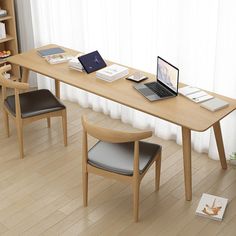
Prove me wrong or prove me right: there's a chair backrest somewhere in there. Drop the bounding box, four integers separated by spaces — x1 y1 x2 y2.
81 115 153 178
0 65 29 91
0 65 29 118
81 115 152 143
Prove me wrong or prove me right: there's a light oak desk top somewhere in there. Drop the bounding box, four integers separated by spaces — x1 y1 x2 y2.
7 44 236 200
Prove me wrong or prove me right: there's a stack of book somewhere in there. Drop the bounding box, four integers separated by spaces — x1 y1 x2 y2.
96 64 129 82
68 54 84 72
0 22 6 39
37 47 74 64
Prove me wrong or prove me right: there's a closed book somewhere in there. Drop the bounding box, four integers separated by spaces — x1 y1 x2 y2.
0 22 6 39
0 9 7 17
96 64 129 82
37 47 65 57
196 193 228 221
0 12 7 18
200 98 229 111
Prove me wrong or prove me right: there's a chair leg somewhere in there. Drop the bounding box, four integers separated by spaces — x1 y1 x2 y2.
133 180 140 222
83 172 88 207
62 109 67 146
3 109 10 137
155 153 162 191
47 118 51 128
16 120 24 159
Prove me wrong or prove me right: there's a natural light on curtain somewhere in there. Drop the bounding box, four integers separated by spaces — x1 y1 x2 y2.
28 0 236 159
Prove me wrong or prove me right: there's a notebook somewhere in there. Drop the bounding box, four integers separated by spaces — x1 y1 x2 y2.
200 98 229 112
37 47 65 57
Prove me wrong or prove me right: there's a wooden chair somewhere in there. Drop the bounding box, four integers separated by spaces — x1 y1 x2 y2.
0 65 67 159
81 115 162 222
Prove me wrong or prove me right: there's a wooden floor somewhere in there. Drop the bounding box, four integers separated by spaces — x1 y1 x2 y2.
0 99 236 236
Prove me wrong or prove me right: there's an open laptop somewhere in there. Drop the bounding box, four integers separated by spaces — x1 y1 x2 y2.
134 56 179 101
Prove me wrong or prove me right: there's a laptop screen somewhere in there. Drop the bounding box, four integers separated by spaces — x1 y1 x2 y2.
157 56 179 94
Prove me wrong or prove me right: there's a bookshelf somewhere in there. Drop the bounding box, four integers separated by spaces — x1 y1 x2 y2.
0 0 19 80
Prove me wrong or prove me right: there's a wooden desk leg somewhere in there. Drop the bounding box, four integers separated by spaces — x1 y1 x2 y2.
55 80 60 98
22 68 29 83
213 121 227 169
182 127 192 201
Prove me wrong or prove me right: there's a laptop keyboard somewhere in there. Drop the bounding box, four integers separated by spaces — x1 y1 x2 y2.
146 82 172 97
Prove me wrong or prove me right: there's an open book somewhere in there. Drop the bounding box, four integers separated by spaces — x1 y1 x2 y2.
179 86 213 103
45 54 73 64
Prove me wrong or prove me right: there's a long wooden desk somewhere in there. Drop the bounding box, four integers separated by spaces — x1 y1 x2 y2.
7 44 236 201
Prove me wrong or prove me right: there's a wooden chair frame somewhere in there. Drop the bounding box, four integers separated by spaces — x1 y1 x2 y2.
0 65 67 159
81 115 162 222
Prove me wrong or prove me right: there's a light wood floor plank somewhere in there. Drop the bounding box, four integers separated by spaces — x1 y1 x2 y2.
0 94 235 235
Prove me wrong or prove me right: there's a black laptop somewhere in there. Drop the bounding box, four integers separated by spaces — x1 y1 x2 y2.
78 50 106 74
134 56 179 101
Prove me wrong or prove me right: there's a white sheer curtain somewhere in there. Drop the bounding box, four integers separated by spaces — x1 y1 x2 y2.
26 0 236 159
15 0 37 87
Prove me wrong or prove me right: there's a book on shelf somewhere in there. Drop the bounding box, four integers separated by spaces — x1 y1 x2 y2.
37 47 65 57
200 98 229 112
96 64 129 82
0 9 7 18
68 53 84 72
0 22 6 39
45 54 73 64
196 193 228 221
179 85 213 103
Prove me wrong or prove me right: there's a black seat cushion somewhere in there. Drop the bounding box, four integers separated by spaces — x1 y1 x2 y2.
88 141 161 176
4 89 65 118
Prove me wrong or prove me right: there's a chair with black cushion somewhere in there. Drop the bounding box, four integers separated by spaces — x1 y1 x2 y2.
81 115 162 222
0 65 67 159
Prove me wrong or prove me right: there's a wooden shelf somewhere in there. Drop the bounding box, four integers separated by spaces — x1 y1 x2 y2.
0 58 7 64
0 0 19 78
0 15 12 21
0 35 14 43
